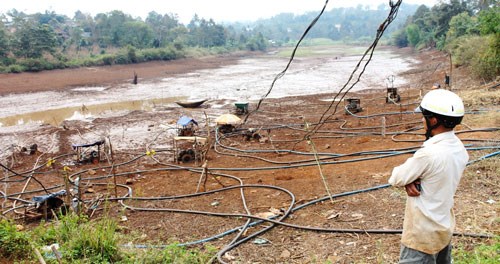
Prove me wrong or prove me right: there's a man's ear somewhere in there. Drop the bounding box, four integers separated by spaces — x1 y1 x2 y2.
429 116 439 126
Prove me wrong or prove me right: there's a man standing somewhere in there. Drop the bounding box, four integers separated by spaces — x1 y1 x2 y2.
389 89 468 263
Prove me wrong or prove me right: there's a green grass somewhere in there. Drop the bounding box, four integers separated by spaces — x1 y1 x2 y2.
454 238 500 263
0 214 215 263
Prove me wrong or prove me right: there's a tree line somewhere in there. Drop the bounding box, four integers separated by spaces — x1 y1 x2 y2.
0 10 269 73
0 3 422 73
391 0 499 81
0 1 497 81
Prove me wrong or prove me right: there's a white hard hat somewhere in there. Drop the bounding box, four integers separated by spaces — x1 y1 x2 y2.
415 89 464 117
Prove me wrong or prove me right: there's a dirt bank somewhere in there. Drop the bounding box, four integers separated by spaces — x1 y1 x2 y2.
0 54 248 95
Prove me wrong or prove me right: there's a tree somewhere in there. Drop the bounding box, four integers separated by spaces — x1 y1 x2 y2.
469 0 499 12
406 24 421 47
11 20 58 58
411 5 432 31
187 16 226 47
447 12 478 40
146 12 182 47
120 21 154 48
430 0 471 38
94 10 135 47
477 6 500 35
392 28 408 47
73 11 96 47
0 24 8 58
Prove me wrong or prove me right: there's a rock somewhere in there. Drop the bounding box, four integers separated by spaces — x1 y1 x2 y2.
259 137 269 143
280 249 291 259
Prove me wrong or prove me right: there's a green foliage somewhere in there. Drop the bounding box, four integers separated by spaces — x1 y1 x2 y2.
447 12 479 41
119 21 154 48
448 35 486 66
33 213 122 263
11 20 58 58
19 58 53 72
245 32 267 51
431 0 470 38
64 217 120 262
126 45 138 63
101 54 115 65
471 34 500 80
447 34 499 81
7 64 26 73
0 26 8 57
0 219 32 259
391 28 408 47
0 214 217 263
406 24 421 47
394 0 472 49
161 243 217 263
114 52 131 64
477 7 500 35
454 238 500 263
136 243 217 264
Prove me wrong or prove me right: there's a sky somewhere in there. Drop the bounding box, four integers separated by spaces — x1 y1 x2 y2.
1 0 439 24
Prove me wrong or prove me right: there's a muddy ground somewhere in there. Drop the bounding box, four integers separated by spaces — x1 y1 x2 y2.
0 48 498 263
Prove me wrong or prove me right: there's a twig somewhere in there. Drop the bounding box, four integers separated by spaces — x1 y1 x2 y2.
306 132 335 205
31 244 46 264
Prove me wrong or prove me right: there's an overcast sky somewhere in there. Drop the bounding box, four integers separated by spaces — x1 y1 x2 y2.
1 0 438 24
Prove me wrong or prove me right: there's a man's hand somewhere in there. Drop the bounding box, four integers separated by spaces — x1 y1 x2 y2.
405 180 421 197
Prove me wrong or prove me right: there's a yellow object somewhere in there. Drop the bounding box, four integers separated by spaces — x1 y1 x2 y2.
46 158 55 167
215 114 241 125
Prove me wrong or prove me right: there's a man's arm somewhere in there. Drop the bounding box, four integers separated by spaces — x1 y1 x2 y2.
389 150 428 187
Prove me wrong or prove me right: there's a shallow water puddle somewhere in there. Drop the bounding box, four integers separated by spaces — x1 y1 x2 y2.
0 97 182 127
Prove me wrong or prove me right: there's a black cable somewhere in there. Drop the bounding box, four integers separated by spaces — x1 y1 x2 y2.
0 162 50 195
307 0 403 138
243 0 330 123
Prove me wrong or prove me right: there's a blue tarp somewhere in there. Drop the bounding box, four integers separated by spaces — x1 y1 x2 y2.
177 116 198 127
32 190 66 203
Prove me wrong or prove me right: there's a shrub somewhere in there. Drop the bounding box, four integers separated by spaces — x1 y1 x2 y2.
126 45 138 63
448 35 485 67
19 58 53 72
0 57 16 66
114 52 130 64
471 34 499 81
62 216 121 262
7 64 25 73
0 219 32 259
448 34 499 81
141 49 162 61
101 54 115 65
